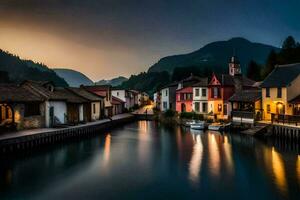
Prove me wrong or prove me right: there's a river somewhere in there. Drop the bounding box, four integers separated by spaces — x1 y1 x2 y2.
0 121 299 199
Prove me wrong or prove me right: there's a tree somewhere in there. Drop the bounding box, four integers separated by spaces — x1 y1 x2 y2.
262 50 277 79
282 36 297 49
247 60 261 81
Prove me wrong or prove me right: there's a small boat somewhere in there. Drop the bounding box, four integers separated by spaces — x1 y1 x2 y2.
184 120 194 127
190 120 205 130
208 123 231 131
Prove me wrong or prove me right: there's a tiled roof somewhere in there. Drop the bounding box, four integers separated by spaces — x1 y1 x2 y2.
0 84 43 102
112 96 125 104
213 74 255 87
53 88 88 103
67 87 103 102
229 90 261 102
21 80 65 101
192 77 208 87
82 85 109 97
261 63 300 87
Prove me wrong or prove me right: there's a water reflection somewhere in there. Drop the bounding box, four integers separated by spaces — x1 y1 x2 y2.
297 155 300 184
208 132 220 178
189 132 203 185
271 147 288 196
103 134 111 164
223 135 234 175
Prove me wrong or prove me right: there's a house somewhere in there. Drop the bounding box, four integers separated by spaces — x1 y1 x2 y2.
192 78 209 114
112 89 136 110
160 82 177 112
22 80 88 126
112 96 125 115
176 75 208 113
83 85 113 117
208 56 256 119
176 86 193 113
0 84 44 131
129 90 140 106
260 63 300 121
67 87 104 121
153 91 161 110
229 90 262 125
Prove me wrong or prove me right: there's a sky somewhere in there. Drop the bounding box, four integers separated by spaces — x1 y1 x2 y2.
0 0 300 81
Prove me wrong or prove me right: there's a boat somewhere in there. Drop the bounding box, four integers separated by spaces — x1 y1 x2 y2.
183 120 194 127
190 120 205 130
208 123 231 131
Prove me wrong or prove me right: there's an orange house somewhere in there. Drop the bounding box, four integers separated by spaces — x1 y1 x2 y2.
176 86 193 113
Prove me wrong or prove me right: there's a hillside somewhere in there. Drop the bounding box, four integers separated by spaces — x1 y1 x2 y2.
148 37 279 74
54 68 94 87
96 76 128 86
0 49 68 86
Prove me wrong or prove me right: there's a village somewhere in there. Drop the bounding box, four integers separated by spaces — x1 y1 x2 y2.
0 81 149 132
154 55 300 135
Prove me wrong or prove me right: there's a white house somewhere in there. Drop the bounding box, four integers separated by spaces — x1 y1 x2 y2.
112 89 136 109
192 78 209 114
160 82 177 111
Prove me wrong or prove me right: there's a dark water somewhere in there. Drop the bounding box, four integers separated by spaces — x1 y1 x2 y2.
0 121 299 200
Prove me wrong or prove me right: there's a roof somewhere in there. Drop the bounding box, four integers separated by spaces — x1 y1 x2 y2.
192 77 208 87
67 87 103 102
212 74 255 87
53 88 88 103
21 80 65 101
82 85 109 97
112 96 125 104
289 95 300 104
159 81 178 90
0 84 44 103
261 63 300 87
229 90 261 102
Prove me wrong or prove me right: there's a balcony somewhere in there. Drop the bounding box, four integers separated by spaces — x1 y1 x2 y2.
271 113 300 126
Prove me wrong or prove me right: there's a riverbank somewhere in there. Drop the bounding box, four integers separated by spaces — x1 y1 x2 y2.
0 113 135 154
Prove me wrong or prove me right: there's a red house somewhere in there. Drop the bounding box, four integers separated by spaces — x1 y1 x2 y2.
176 86 193 113
208 56 256 119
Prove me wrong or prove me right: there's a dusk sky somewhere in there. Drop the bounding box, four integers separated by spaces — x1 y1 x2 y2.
0 0 299 81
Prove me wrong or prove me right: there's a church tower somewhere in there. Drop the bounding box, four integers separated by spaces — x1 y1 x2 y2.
228 56 241 76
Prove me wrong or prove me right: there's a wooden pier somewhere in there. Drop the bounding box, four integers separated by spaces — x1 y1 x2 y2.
0 113 135 154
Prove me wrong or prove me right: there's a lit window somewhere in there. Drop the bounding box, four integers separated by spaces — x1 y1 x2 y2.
267 104 271 113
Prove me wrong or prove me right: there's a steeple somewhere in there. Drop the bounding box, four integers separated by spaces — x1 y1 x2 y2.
229 55 241 76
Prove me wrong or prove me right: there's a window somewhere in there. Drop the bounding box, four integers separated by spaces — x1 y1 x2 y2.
223 104 227 115
165 90 168 96
187 93 192 100
267 104 271 113
213 87 219 98
202 102 207 113
266 88 270 97
277 87 282 98
180 94 184 101
117 92 119 96
195 89 200 97
163 102 167 109
218 104 222 112
202 88 207 97
24 103 40 117
93 104 96 114
195 102 200 112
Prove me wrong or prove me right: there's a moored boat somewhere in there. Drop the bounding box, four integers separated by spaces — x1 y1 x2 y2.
208 123 231 131
190 120 205 130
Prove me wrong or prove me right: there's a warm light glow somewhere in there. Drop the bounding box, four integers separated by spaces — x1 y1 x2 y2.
223 135 234 174
208 133 220 177
103 134 111 164
189 134 203 185
14 110 21 123
271 147 288 195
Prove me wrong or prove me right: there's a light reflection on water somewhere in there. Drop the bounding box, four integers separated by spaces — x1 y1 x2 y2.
0 121 299 200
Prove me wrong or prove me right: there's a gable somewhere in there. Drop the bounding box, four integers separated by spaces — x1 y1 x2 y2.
209 74 221 85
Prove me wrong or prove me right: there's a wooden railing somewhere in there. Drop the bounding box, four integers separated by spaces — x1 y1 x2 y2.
271 113 300 126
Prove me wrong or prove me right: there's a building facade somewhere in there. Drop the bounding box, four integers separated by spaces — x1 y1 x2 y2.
192 78 208 114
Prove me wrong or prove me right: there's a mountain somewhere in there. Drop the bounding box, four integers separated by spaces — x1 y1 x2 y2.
96 76 128 87
0 49 68 86
148 37 280 74
54 68 94 87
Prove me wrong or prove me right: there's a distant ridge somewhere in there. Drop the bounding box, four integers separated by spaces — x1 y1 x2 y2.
0 49 68 86
148 37 280 74
54 68 94 87
96 76 128 87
